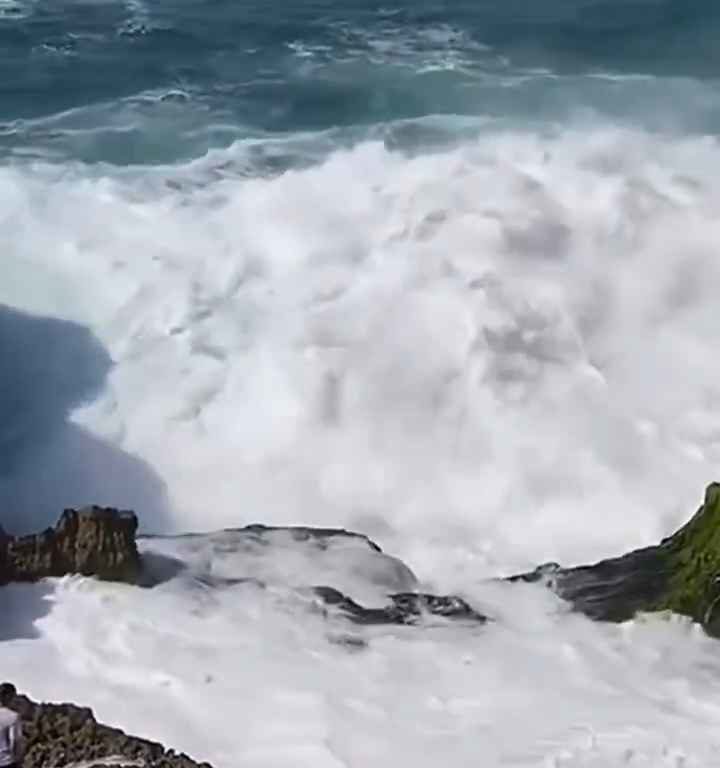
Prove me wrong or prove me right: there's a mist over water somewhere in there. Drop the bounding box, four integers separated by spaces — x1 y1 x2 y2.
3 1 720 766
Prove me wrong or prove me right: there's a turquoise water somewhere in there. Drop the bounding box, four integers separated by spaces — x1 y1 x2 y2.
2 0 719 165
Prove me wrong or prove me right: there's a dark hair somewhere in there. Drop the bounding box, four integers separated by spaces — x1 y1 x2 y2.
0 683 16 706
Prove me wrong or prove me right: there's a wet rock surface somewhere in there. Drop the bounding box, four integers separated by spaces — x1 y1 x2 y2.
143 525 484 627
1 685 212 768
511 483 720 636
224 523 384 553
313 586 488 625
0 506 141 586
143 522 417 594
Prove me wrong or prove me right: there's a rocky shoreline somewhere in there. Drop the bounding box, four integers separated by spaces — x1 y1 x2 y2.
6 486 720 634
5 484 720 765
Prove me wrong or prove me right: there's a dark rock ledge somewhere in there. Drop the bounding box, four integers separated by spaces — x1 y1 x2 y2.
0 684 211 768
510 482 720 636
313 585 487 625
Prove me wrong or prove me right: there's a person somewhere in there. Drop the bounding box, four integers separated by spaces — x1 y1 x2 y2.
0 684 23 768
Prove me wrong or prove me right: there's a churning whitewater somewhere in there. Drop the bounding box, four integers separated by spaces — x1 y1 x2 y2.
4 1 720 766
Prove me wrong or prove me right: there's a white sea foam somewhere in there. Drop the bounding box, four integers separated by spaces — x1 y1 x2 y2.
4 124 720 765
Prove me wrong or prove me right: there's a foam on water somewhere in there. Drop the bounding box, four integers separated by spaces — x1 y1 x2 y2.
4 122 720 764
4 538 720 767
4 124 720 564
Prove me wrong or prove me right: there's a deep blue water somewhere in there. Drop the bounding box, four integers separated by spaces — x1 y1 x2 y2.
1 0 719 165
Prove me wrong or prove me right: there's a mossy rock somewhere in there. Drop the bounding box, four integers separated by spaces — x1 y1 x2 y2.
512 483 720 636
656 483 720 631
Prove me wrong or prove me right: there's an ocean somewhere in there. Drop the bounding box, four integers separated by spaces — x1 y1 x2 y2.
3 1 720 765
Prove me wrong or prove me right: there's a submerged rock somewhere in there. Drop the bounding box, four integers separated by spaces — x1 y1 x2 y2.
512 483 720 635
143 522 418 599
0 683 212 768
313 585 488 626
0 506 141 585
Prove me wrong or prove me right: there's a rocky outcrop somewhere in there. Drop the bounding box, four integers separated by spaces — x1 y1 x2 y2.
9 486 720 637
0 509 486 628
512 483 720 636
314 586 488 625
1 684 211 768
0 506 141 586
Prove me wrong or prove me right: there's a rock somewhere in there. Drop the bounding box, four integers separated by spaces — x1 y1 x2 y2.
0 506 141 585
510 483 720 635
232 523 383 553
1 684 212 768
153 523 418 599
8 488 720 640
313 585 488 626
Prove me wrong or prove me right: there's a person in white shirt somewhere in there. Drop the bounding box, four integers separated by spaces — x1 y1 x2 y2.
0 684 23 768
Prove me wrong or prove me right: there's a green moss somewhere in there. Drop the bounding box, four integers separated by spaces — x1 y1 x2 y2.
654 483 720 629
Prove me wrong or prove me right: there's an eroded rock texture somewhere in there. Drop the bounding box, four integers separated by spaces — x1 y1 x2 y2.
1 685 211 768
0 506 140 585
